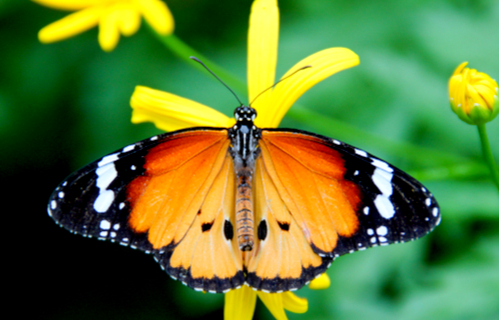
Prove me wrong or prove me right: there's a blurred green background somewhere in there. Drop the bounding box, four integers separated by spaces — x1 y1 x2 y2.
3 0 498 319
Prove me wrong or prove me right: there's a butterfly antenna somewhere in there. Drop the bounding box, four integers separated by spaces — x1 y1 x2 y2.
249 65 312 106
190 56 244 106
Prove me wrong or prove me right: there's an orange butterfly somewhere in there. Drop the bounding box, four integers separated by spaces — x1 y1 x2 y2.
48 105 440 293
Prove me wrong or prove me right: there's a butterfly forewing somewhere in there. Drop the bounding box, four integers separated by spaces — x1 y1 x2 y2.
258 129 440 260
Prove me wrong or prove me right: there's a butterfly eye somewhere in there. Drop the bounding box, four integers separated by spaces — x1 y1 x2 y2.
224 220 234 240
257 220 267 240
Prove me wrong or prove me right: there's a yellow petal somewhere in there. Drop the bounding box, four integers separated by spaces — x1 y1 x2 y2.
38 6 103 43
31 0 102 10
257 292 288 320
98 9 121 51
257 47 359 128
308 273 331 290
452 61 468 76
135 0 174 35
247 0 279 105
224 286 257 320
282 292 308 314
115 4 141 36
130 86 234 131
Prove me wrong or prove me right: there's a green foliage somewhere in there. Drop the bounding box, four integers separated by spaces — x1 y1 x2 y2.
2 0 497 319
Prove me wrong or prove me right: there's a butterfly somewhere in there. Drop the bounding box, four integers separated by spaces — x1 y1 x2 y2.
47 105 440 294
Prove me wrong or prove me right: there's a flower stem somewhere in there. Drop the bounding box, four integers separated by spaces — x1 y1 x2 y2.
476 124 499 188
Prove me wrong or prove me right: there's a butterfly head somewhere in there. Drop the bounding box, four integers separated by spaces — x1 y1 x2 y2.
234 105 257 124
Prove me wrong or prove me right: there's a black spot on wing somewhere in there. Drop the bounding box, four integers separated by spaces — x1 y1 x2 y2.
257 220 267 240
224 220 234 240
202 221 214 232
277 221 290 231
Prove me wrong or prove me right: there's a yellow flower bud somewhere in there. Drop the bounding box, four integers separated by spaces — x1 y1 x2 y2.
448 62 499 125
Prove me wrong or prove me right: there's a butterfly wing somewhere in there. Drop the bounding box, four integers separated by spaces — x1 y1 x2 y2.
48 128 244 293
244 129 440 292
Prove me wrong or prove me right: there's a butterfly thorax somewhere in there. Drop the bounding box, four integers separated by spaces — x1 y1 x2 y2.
229 106 261 251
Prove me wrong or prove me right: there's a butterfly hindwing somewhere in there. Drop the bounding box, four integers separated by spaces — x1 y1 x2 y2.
244 156 332 292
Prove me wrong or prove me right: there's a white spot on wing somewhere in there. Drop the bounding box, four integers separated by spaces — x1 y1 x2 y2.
425 198 432 207
372 167 395 219
374 195 395 219
94 190 115 213
98 153 119 167
371 158 393 172
432 207 439 217
50 200 57 210
100 220 111 230
94 162 118 213
95 165 117 189
123 144 135 152
376 225 388 236
355 148 368 157
58 191 64 198
372 168 393 195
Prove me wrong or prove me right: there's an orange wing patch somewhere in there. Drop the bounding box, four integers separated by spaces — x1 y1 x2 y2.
259 130 361 256
169 152 242 281
127 130 230 249
245 157 323 288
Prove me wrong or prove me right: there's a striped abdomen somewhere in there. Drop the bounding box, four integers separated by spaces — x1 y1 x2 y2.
235 174 254 251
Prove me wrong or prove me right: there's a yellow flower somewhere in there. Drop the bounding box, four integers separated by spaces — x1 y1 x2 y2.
130 0 358 318
32 0 174 51
448 62 499 125
224 285 308 320
131 0 359 131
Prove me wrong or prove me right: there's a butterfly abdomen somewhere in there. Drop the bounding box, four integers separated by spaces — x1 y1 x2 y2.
230 106 261 252
236 174 254 251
